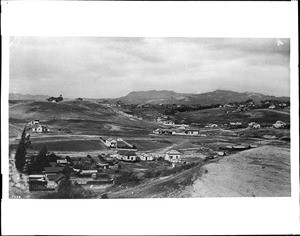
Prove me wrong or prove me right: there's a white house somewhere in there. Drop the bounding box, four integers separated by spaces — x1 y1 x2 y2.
139 153 154 161
207 124 218 128
165 150 181 162
163 120 175 126
172 129 185 135
28 120 40 126
248 122 261 129
273 120 286 129
32 124 49 133
269 104 276 109
185 129 199 135
105 138 117 148
117 150 137 162
174 124 190 129
57 159 68 165
153 128 162 135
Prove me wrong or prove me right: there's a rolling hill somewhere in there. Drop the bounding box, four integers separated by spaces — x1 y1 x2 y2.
10 89 290 106
9 93 50 101
109 89 290 105
9 100 160 138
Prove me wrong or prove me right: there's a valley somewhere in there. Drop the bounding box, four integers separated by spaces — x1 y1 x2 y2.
8 90 291 199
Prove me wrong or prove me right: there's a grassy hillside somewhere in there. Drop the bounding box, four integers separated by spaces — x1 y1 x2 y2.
9 100 160 137
174 107 290 126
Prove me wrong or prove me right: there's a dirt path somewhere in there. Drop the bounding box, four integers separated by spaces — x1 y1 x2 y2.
257 108 290 115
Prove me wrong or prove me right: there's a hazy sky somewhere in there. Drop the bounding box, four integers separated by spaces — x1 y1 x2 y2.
9 37 290 98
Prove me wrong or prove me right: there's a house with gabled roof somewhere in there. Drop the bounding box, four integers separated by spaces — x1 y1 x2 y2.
165 150 181 162
105 137 117 148
185 129 200 135
32 124 50 133
139 152 154 161
117 150 137 162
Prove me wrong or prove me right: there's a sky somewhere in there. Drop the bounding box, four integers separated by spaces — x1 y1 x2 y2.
9 37 290 98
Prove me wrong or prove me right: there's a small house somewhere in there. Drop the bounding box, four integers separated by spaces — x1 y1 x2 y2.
172 129 185 135
28 120 40 126
163 120 175 126
44 167 65 184
165 150 181 162
117 150 137 162
139 153 154 161
80 170 98 175
46 173 65 188
57 159 69 165
105 138 117 148
153 128 163 135
269 104 276 109
185 129 199 135
273 120 286 129
248 122 260 129
32 124 49 133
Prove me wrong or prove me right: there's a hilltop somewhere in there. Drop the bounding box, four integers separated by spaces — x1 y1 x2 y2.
105 89 289 105
9 100 160 138
9 93 50 101
10 89 289 106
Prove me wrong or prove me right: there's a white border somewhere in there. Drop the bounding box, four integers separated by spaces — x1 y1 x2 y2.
1 1 299 235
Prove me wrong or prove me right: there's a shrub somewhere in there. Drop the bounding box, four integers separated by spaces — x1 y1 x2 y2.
114 171 140 185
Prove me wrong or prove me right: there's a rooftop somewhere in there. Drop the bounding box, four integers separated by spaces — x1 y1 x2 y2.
118 150 136 156
166 150 181 155
44 167 64 173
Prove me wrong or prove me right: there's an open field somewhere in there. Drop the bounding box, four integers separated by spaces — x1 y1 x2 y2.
174 107 290 126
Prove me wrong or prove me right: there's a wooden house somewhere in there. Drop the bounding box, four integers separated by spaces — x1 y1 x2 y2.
117 150 137 162
165 150 181 162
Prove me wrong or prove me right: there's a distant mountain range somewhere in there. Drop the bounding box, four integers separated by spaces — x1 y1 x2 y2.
108 89 290 105
9 93 50 101
9 90 290 105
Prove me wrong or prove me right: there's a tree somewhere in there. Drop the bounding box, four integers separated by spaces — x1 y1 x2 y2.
35 145 50 171
15 128 31 172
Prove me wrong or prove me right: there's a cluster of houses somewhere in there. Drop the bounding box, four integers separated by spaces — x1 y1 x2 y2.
28 155 114 191
27 120 50 133
268 103 287 109
27 146 187 192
